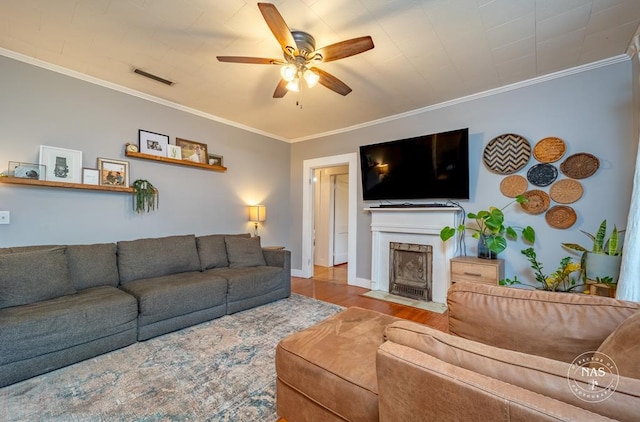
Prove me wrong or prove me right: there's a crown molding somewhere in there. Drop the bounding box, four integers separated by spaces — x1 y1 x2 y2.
0 47 630 144
291 54 631 143
0 48 289 143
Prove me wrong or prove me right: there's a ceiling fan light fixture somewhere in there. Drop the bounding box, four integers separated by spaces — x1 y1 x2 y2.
280 64 297 82
303 68 320 88
286 78 300 92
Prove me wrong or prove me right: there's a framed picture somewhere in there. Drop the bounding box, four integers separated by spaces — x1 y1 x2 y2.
139 129 169 157
9 161 45 180
97 158 130 187
82 168 100 185
39 146 83 183
167 144 182 160
208 154 224 166
176 138 208 164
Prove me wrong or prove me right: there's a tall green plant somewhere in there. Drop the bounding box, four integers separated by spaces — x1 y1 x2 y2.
562 220 622 256
440 196 535 255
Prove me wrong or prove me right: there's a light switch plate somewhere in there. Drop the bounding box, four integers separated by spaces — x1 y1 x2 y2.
0 211 10 224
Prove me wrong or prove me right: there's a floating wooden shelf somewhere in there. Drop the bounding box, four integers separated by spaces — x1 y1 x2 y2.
125 150 227 172
0 176 135 193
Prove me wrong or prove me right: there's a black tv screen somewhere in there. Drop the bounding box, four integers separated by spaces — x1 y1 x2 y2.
359 128 469 201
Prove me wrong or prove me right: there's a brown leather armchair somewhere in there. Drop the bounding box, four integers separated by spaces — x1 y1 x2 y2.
277 282 640 421
378 282 640 421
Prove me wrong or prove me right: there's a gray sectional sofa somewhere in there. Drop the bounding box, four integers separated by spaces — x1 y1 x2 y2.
0 233 290 387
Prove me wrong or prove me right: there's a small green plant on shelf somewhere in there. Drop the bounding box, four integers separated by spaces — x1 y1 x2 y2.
132 179 158 214
500 248 583 292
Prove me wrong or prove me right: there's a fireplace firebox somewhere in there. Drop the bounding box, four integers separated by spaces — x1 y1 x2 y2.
389 242 432 301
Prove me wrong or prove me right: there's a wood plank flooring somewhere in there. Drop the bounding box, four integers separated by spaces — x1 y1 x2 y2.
292 264 448 332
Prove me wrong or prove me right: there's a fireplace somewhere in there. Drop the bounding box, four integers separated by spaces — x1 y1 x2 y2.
366 207 460 304
389 242 432 301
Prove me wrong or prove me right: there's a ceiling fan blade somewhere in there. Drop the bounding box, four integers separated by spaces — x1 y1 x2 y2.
315 36 374 63
216 56 284 65
273 79 288 98
257 3 296 54
313 67 352 96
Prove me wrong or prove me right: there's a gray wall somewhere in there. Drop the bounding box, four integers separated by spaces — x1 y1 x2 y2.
0 56 291 247
290 60 637 284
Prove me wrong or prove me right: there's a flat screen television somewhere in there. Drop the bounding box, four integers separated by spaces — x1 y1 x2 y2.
359 128 469 201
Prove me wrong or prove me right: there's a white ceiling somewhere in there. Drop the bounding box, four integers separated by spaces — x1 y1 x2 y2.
1 0 639 142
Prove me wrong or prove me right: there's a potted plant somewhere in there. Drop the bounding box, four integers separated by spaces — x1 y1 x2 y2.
132 179 159 214
440 195 535 259
562 219 623 283
500 248 584 292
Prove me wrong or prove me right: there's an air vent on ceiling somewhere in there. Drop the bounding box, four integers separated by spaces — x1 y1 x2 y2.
133 68 174 86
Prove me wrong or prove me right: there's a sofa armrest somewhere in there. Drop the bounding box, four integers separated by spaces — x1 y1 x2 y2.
262 248 290 270
447 282 640 362
376 341 616 422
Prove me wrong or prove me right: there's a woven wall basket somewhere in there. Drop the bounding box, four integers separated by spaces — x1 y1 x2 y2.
533 137 566 163
500 175 528 197
545 205 577 229
560 153 600 179
520 190 551 215
549 179 583 204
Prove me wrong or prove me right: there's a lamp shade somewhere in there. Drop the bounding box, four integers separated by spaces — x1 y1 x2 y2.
249 205 266 222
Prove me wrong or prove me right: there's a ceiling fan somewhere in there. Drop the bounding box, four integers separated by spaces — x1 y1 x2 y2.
217 2 374 98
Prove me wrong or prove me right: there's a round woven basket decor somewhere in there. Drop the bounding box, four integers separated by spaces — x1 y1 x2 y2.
500 175 528 197
533 137 566 163
527 163 558 187
520 190 551 215
545 205 577 229
483 133 531 174
549 179 583 204
560 153 600 179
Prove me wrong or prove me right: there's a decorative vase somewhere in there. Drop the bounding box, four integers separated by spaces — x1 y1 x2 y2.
585 253 622 283
477 235 497 260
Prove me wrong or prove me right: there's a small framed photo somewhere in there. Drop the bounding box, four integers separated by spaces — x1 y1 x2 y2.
139 129 169 157
208 154 224 166
9 161 45 180
39 146 83 183
176 138 208 164
167 144 182 160
82 168 100 185
97 158 130 187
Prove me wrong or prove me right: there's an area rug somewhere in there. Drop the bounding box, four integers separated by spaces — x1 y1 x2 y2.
0 294 344 421
362 290 447 314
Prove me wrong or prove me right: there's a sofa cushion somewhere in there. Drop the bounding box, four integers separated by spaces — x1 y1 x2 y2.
0 286 138 365
117 235 201 283
0 247 76 309
225 236 266 268
596 311 640 379
119 271 228 327
196 233 250 270
384 320 640 422
447 282 639 363
66 243 119 289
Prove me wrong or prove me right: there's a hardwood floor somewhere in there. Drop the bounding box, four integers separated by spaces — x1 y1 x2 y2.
292 264 448 332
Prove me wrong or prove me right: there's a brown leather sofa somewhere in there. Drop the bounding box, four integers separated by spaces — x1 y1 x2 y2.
276 282 640 421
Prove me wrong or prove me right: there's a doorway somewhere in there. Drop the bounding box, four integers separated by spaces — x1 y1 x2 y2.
313 167 348 268
302 153 358 286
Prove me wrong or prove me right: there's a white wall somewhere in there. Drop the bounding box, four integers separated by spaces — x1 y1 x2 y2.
0 56 291 247
290 60 637 285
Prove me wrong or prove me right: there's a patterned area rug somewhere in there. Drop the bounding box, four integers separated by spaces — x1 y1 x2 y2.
0 294 344 421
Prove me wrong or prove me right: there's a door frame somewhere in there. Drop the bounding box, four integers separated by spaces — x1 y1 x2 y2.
302 153 357 284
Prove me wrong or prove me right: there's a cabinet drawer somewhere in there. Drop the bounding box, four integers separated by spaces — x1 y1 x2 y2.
451 260 501 285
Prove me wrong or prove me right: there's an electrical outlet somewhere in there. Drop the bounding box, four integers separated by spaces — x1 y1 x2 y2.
0 211 10 224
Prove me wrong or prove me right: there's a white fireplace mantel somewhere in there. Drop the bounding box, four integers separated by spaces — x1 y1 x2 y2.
366 207 461 304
